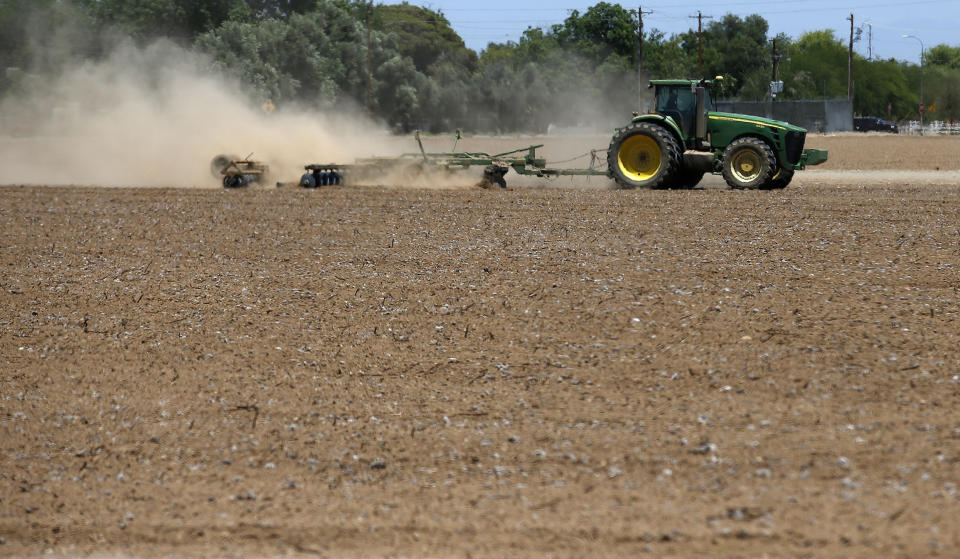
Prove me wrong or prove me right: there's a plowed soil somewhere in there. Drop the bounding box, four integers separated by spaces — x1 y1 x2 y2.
2 134 960 559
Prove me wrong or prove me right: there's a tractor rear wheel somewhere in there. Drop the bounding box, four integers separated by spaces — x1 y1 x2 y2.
761 168 794 190
721 137 776 189
607 122 681 189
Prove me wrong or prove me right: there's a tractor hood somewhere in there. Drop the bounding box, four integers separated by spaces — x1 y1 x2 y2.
707 112 806 133
706 111 819 170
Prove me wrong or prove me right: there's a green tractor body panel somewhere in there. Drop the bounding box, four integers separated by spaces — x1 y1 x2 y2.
706 112 813 171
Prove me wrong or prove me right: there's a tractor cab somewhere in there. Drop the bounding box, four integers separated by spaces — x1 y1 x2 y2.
649 78 719 150
653 81 712 141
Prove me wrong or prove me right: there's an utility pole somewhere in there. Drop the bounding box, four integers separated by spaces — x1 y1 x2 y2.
366 1 373 115
847 13 853 100
771 39 781 84
638 6 652 112
689 11 713 79
770 38 782 101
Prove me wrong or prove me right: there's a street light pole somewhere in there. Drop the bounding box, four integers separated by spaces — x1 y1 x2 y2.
903 34 924 134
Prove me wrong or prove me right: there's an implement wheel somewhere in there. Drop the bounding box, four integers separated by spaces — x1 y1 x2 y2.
721 137 776 189
210 154 237 178
223 174 244 188
607 121 681 189
481 165 508 189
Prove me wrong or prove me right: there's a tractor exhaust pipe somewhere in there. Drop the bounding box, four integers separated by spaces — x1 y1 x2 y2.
695 86 707 147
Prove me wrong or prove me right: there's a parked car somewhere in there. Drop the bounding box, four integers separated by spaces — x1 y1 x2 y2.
853 116 899 133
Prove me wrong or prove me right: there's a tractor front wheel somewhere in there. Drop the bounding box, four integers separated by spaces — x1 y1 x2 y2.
607 122 681 189
761 168 794 190
721 137 776 190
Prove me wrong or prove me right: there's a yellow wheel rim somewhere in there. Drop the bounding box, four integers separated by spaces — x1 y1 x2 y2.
731 149 762 182
618 134 662 182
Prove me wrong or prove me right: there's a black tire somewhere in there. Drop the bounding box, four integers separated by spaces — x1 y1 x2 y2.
300 172 317 188
607 121 681 189
761 168 794 190
721 137 776 189
481 165 509 189
674 167 706 189
223 174 244 188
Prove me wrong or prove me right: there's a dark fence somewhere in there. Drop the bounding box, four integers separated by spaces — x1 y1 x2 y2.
715 98 853 132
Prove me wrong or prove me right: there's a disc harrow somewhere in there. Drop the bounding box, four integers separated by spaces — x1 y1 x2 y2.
211 154 269 188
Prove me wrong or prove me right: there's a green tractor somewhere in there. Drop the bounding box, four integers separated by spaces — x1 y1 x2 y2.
608 78 828 190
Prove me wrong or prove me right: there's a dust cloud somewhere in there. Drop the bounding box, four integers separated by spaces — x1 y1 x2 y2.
0 40 389 188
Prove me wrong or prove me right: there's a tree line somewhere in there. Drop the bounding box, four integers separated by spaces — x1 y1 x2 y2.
2 0 958 132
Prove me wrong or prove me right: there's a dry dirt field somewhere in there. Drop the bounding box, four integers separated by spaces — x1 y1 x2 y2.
2 134 960 559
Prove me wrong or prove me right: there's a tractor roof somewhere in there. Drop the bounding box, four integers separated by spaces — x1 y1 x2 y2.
649 78 721 88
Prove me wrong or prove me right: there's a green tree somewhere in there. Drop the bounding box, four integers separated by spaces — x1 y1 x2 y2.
469 60 547 132
197 0 432 130
0 0 44 70
421 61 473 131
560 2 638 66
926 44 960 70
852 57 912 119
778 30 847 99
373 3 477 75
476 5 643 132
680 14 769 90
373 54 428 130
0 0 102 83
639 13 770 97
76 0 249 41
923 65 960 121
923 44 960 120
642 29 695 80
245 0 318 19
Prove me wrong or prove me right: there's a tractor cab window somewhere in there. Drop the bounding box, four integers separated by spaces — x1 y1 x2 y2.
656 87 694 114
656 86 696 135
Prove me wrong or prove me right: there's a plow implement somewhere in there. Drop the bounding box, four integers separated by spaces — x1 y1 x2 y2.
210 131 609 190
295 131 608 189
210 154 269 188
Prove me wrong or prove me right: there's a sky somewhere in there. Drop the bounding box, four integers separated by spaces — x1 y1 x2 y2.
417 0 959 64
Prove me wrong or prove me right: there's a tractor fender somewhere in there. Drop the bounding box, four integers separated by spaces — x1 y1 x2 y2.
630 114 684 147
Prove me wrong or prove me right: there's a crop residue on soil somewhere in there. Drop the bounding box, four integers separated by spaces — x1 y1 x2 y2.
2 147 960 557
